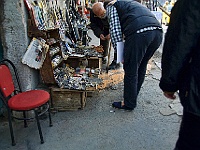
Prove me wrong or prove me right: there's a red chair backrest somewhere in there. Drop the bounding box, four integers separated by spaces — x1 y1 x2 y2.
0 64 15 97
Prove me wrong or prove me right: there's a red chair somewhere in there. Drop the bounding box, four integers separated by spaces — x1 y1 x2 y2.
0 59 52 146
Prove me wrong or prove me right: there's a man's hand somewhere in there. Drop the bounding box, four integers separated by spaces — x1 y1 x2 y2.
100 34 106 40
163 91 176 99
105 34 110 40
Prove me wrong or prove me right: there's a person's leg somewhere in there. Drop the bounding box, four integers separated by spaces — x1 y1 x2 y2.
101 38 120 70
137 30 163 94
175 111 200 150
100 39 109 57
112 30 162 109
122 33 144 109
100 39 109 64
112 33 139 109
123 30 162 109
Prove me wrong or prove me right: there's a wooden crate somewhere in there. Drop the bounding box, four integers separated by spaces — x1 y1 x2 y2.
50 87 87 111
88 57 102 69
65 56 102 69
65 57 81 69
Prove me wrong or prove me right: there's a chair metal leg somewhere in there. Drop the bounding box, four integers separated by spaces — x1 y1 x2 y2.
48 103 53 127
23 111 28 128
34 109 44 144
7 110 16 146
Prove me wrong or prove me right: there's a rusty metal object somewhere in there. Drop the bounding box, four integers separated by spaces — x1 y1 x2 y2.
106 42 112 73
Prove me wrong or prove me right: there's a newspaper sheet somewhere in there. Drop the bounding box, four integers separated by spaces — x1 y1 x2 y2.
22 37 49 69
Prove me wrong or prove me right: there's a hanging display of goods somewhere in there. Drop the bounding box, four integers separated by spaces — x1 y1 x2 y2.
23 0 104 110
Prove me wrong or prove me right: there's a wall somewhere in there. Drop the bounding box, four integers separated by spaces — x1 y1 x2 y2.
0 40 3 113
0 0 39 91
0 39 3 60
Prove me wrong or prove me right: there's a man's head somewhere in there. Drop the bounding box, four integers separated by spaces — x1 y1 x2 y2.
165 1 169 5
92 2 106 19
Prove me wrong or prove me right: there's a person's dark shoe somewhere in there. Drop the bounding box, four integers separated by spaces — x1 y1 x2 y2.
112 101 133 111
115 63 120 69
108 60 120 70
102 57 107 64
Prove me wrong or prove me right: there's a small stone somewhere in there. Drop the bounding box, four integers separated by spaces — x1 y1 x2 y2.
110 110 115 113
159 107 176 116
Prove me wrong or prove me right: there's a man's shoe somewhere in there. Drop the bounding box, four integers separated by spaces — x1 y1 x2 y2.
115 63 120 69
108 60 120 70
102 57 107 64
112 101 133 111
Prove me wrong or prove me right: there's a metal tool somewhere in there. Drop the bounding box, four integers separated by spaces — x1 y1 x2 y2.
106 41 112 73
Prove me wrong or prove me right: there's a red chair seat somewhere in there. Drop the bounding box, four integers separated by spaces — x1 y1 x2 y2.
8 90 50 110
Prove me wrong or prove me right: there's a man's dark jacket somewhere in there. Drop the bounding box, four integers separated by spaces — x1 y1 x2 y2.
90 10 109 38
113 0 161 37
159 0 200 116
